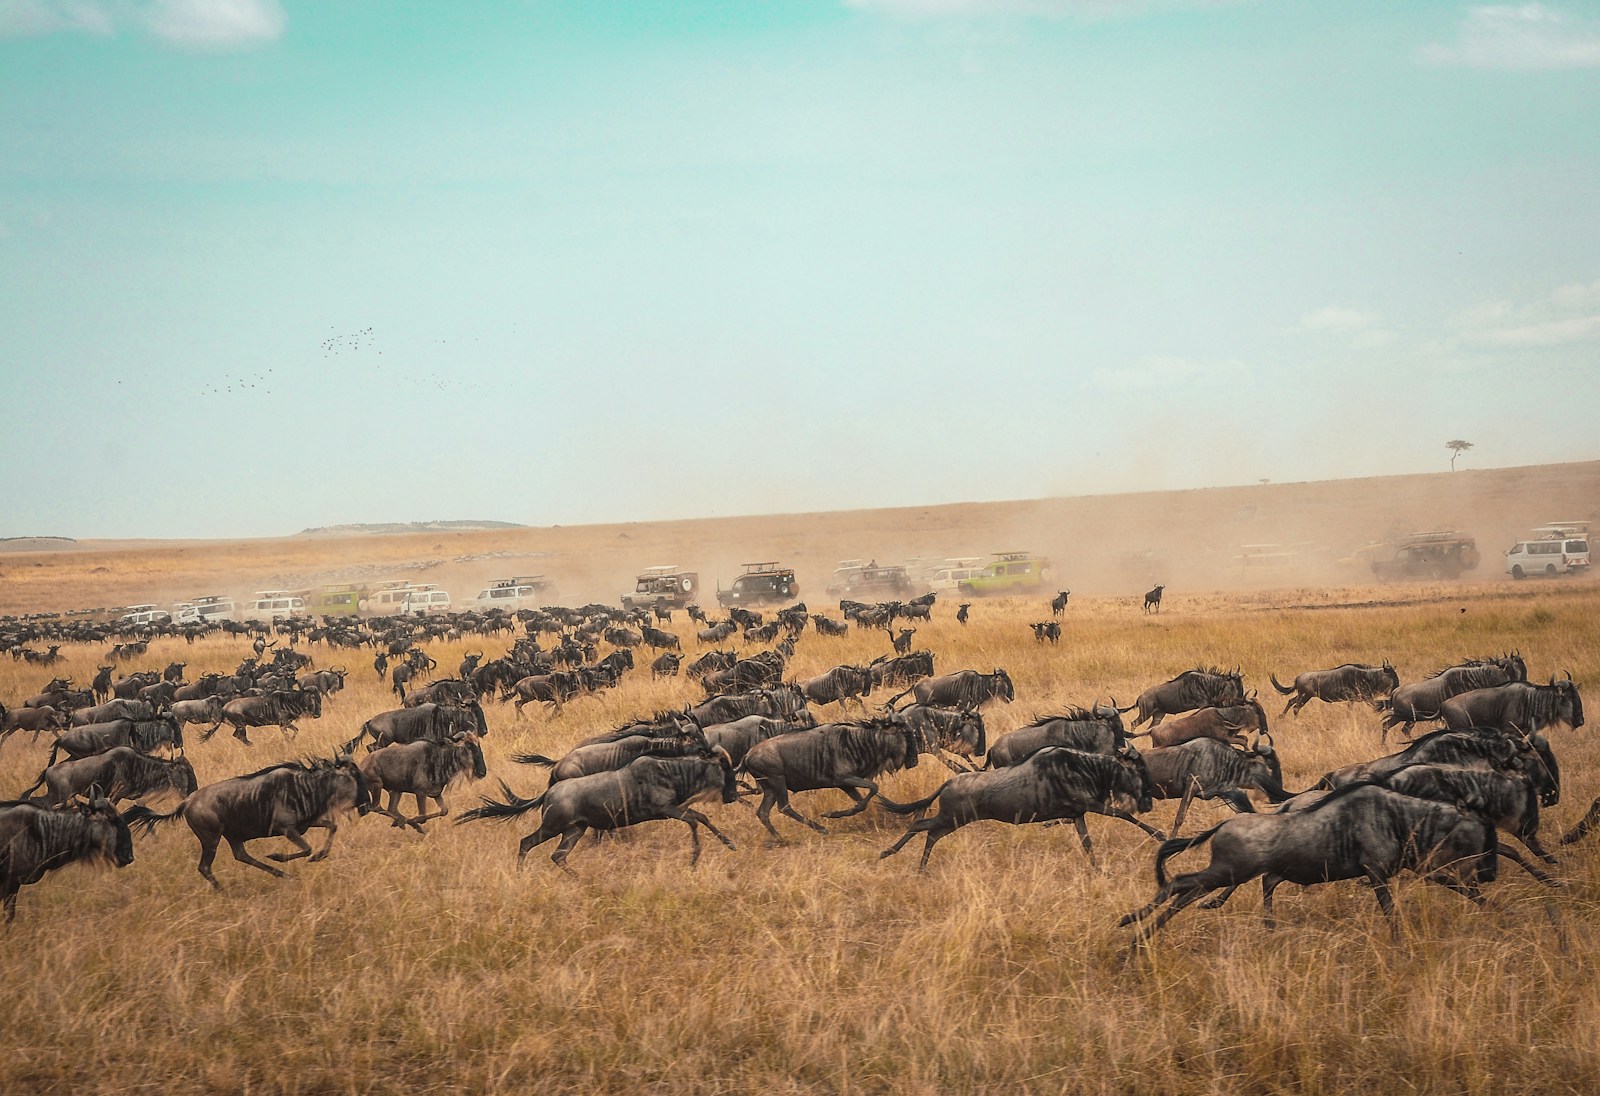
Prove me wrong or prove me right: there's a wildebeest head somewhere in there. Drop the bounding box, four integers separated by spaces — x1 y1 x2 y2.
77 793 135 869
1251 731 1284 789
1553 673 1584 730
453 732 489 779
1381 660 1401 693
167 756 200 798
338 756 374 816
1115 745 1155 813
994 669 1015 704
714 746 738 803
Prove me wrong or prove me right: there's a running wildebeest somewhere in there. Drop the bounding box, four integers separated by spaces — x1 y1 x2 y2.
1440 677 1584 737
878 746 1154 870
868 651 935 690
0 704 68 748
1142 735 1291 835
1030 622 1061 645
1050 590 1070 616
1120 666 1245 729
1376 658 1522 741
796 665 874 710
28 718 184 780
1118 784 1517 942
811 615 850 638
360 734 487 830
169 696 226 739
0 796 134 922
503 672 581 716
984 706 1130 769
742 719 921 842
208 689 322 745
885 668 1013 712
459 751 739 871
1316 726 1560 808
512 727 710 795
685 685 808 728
1268 661 1399 716
125 757 372 888
1130 698 1269 750
1143 585 1165 614
651 652 683 679
956 603 970 625
891 705 987 772
341 702 487 753
71 698 157 727
28 747 198 808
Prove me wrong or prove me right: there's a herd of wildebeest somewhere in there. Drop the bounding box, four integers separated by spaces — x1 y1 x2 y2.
0 589 1590 946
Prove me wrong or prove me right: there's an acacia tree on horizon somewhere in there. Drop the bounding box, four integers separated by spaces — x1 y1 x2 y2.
1446 439 1473 471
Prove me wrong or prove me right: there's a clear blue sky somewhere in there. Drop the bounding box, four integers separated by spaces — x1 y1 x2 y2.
3 0 1597 538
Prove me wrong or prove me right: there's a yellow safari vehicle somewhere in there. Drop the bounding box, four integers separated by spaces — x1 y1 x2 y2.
957 552 1053 597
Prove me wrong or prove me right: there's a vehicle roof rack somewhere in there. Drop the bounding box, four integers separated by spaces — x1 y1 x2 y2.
741 561 782 573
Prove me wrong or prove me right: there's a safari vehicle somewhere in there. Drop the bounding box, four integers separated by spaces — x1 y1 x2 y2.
402 587 453 615
824 560 916 599
474 576 554 611
118 603 172 627
174 595 236 624
957 552 1053 597
305 585 366 616
246 591 307 620
716 562 799 608
1506 522 1590 579
1370 531 1480 581
927 558 986 594
621 567 700 611
363 583 433 614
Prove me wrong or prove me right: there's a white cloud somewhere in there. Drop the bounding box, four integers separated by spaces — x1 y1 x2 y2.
846 0 1239 20
1449 278 1600 350
1466 313 1600 347
1418 4 1600 70
1299 305 1378 333
1091 354 1246 392
0 0 282 47
144 0 281 46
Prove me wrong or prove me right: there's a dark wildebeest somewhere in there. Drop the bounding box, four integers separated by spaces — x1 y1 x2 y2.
1143 585 1165 614
504 672 581 716
891 705 987 772
125 757 372 888
113 672 159 701
685 686 808 728
1440 677 1584 738
30 747 198 808
513 729 709 794
161 661 187 684
1270 662 1400 716
796 665 874 711
1142 735 1291 835
811 615 849 638
641 625 681 651
891 628 916 655
208 689 323 746
1131 698 1270 750
1030 622 1061 645
742 719 921 842
0 796 134 922
27 718 184 780
652 652 683 679
984 706 1130 770
878 746 1154 870
296 668 348 697
1315 726 1560 808
0 704 68 748
458 751 739 870
341 702 487 753
91 666 115 702
1050 590 1070 616
700 714 818 769
686 649 737 679
868 650 935 690
360 734 487 830
169 696 226 739
885 668 1013 712
1120 666 1245 729
956 603 970 625
403 679 477 708
1117 784 1539 942
697 621 738 646
1379 763 1559 866
71 699 157 727
1377 659 1522 741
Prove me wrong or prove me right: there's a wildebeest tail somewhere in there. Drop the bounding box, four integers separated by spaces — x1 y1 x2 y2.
1268 673 1296 696
18 761 52 798
510 752 558 766
123 801 187 836
1154 824 1223 887
877 783 949 815
457 781 546 823
882 686 913 711
1115 701 1137 714
340 724 370 755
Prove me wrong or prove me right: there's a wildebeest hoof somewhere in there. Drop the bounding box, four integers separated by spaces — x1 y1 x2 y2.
308 852 328 863
763 838 789 848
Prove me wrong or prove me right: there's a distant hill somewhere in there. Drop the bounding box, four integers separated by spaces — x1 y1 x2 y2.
296 520 527 536
0 536 78 552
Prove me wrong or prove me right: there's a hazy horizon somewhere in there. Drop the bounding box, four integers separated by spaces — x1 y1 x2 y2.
4 0 1598 539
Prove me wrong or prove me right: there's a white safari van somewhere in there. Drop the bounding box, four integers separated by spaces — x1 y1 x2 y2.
247 591 306 619
1506 523 1590 579
402 588 453 614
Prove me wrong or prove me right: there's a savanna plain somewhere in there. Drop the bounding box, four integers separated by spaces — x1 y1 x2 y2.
4 470 1600 1095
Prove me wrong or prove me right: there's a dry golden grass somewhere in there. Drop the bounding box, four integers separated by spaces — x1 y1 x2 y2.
3 580 1600 1093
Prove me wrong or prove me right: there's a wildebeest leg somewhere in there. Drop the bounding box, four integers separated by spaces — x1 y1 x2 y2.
227 837 286 879
1260 875 1285 929
267 826 315 862
1133 873 1222 942
669 807 736 866
823 779 879 818
1169 779 1198 836
1362 865 1401 941
1105 811 1165 842
770 785 828 836
233 726 253 746
548 825 588 874
2 882 20 923
280 721 299 741
1199 883 1242 910
378 791 409 828
1559 796 1600 845
1497 844 1563 887
1516 829 1559 866
1071 817 1100 869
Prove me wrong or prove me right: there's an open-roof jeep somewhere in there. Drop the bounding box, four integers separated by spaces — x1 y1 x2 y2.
621 566 701 611
716 562 799 608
